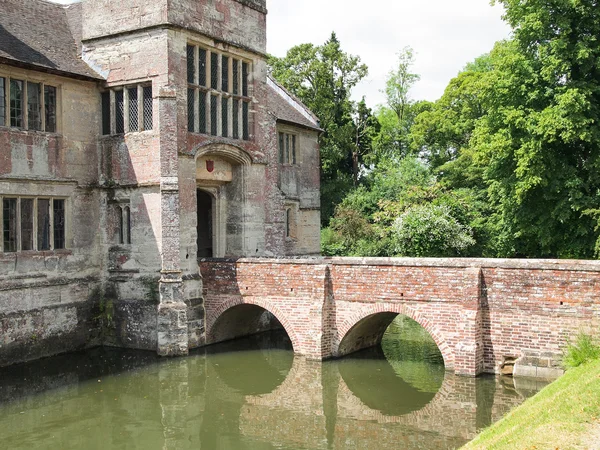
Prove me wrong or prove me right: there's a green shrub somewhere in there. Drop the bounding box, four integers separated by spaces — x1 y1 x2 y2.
391 204 475 257
563 333 600 369
321 227 347 256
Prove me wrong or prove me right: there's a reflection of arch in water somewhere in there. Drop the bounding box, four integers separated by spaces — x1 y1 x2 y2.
207 298 301 354
336 305 453 370
208 338 294 396
336 370 482 441
337 348 438 416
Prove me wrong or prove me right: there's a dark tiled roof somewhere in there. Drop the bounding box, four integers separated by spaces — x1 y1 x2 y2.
267 76 321 132
0 0 101 79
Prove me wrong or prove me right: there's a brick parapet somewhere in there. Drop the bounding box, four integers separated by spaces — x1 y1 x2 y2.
215 256 600 272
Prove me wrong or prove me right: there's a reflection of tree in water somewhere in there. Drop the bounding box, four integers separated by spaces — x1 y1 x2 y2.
336 315 446 417
381 315 445 394
337 346 438 416
0 329 545 450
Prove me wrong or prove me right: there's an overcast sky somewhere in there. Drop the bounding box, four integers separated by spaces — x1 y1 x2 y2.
52 0 511 107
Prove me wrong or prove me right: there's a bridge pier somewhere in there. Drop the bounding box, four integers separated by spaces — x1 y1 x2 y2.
452 268 485 377
157 272 189 357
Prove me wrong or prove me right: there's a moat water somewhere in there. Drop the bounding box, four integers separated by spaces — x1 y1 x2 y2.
0 317 547 449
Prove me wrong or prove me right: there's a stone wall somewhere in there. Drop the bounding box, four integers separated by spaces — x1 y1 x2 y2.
0 0 321 367
0 66 102 366
82 0 266 55
200 257 600 377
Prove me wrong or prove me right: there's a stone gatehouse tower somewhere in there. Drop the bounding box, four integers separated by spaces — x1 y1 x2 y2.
0 0 321 365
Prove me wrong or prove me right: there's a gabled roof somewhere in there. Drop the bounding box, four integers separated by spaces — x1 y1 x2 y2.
267 76 322 132
0 0 101 80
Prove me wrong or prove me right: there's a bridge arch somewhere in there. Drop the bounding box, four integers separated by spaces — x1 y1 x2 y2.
206 297 302 353
336 304 454 370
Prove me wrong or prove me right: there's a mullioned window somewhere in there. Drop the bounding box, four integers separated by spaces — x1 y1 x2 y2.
0 76 56 132
187 44 251 140
0 196 66 253
101 84 153 135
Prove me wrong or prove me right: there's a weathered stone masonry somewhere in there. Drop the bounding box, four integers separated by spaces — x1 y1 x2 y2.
201 257 600 377
0 0 320 366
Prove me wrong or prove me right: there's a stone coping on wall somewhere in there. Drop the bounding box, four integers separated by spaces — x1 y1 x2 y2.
234 0 267 13
200 256 600 272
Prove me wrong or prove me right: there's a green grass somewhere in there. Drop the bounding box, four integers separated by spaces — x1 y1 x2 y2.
462 358 600 450
563 333 600 369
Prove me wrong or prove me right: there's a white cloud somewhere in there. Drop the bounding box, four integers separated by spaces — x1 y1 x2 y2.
49 0 511 106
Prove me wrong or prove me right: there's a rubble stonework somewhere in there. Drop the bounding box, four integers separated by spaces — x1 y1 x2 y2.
0 0 321 366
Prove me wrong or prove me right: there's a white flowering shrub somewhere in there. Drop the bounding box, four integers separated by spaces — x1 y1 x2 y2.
392 204 475 257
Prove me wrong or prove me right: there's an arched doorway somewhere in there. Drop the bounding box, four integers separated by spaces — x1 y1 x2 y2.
197 189 213 257
195 144 252 258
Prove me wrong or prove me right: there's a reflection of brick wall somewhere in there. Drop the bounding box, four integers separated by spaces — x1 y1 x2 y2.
202 258 600 376
237 360 529 448
336 373 479 440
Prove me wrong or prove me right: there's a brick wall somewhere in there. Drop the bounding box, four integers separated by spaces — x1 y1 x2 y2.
200 257 600 376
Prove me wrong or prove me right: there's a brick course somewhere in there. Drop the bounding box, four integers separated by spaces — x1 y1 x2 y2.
200 257 600 376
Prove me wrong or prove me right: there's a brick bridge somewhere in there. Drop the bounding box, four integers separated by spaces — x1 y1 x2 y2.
199 257 600 377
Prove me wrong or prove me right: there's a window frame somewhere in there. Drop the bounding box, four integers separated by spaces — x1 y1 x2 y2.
0 196 68 253
284 203 298 240
0 74 58 132
187 44 252 140
278 131 298 165
117 203 132 246
101 83 153 136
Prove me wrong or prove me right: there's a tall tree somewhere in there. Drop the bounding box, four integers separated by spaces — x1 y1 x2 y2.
269 33 369 224
409 53 492 172
351 98 380 185
372 47 424 163
384 47 421 122
475 0 600 257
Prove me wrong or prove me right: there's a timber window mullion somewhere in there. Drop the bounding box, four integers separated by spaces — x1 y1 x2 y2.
123 88 130 133
194 89 200 133
137 85 143 132
40 83 46 132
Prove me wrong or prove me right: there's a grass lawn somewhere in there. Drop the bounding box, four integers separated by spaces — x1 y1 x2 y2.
462 358 600 450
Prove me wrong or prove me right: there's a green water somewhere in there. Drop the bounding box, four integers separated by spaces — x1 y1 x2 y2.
0 317 546 449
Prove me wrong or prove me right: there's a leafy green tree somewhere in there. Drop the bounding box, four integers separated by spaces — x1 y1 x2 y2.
371 48 425 163
475 0 600 257
351 98 380 185
384 47 420 122
269 33 369 224
409 53 492 171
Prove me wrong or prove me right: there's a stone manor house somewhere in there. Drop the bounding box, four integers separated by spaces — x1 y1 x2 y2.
0 0 321 365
